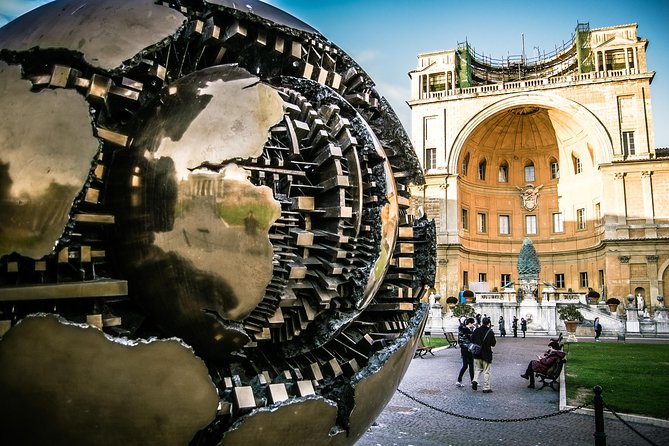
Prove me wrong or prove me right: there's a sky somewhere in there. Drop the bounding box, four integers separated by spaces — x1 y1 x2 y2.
2 0 668 147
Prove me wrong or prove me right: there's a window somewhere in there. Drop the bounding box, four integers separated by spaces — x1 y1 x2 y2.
499 215 510 235
477 212 487 233
424 147 436 170
461 208 469 230
525 215 537 235
550 159 559 179
478 273 487 282
595 203 601 226
463 271 469 288
555 273 565 288
599 270 604 291
524 163 535 182
580 272 589 288
428 72 446 92
572 155 582 174
552 212 564 233
501 274 511 288
478 159 487 180
622 131 635 157
461 153 469 176
498 161 509 182
576 208 586 230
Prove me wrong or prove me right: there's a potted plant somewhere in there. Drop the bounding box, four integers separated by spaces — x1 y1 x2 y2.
586 288 600 305
606 297 620 313
445 296 458 309
452 303 476 318
558 304 584 336
463 290 474 303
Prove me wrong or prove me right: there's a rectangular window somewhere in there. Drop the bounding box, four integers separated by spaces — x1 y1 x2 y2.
424 147 436 170
599 270 604 291
580 272 589 288
478 273 487 283
461 208 469 230
576 208 586 230
595 203 601 226
501 274 511 288
524 165 535 182
552 212 564 233
555 273 565 288
574 157 582 174
463 271 469 288
428 72 446 92
477 212 487 233
550 162 559 179
499 215 510 235
622 131 635 157
525 215 537 235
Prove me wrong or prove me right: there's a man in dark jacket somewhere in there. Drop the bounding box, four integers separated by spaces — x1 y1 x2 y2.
471 317 496 393
520 340 566 388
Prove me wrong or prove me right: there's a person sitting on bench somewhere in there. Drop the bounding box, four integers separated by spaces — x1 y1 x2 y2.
520 340 565 388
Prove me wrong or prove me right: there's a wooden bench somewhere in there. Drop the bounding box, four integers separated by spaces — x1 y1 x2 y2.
535 357 566 391
445 332 458 348
414 336 435 358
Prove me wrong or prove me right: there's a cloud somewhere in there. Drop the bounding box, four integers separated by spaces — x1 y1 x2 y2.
352 49 380 64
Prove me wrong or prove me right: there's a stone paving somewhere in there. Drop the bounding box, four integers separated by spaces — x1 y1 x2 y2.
357 335 669 446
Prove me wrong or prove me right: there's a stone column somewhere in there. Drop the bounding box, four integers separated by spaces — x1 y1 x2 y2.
594 51 599 74
602 50 607 77
625 48 630 73
632 46 638 73
641 171 654 224
613 172 627 226
647 256 659 312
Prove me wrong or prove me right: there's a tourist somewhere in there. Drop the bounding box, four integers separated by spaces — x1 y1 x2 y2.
520 340 565 388
520 317 527 338
594 317 602 342
512 316 518 337
459 289 466 304
475 313 482 326
498 316 506 336
471 317 496 393
456 317 476 387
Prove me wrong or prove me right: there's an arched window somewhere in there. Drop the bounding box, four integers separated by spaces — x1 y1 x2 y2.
549 157 559 179
498 160 509 182
478 159 487 181
461 153 469 176
524 161 535 182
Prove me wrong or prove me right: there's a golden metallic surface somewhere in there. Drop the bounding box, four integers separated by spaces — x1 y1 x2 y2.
0 1 433 444
357 119 400 310
109 65 283 355
0 314 219 446
0 62 98 259
0 0 186 71
0 279 128 302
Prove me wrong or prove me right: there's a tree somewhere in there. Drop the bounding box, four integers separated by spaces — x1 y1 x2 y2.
517 237 540 279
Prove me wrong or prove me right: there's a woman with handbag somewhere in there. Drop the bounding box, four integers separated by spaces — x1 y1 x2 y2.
456 317 476 387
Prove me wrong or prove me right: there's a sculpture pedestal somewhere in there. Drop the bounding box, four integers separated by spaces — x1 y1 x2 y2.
564 320 578 342
626 307 640 334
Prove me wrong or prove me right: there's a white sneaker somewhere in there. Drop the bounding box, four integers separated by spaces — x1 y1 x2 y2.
456 381 464 387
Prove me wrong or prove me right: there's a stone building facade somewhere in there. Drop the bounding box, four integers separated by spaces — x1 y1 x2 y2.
408 23 669 312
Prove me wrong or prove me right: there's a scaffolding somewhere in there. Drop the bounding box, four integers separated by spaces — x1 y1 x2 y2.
455 23 589 85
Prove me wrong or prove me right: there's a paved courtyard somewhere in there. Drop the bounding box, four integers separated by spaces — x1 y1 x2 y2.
357 336 668 446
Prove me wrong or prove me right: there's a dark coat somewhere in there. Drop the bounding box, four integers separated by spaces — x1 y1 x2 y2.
471 325 496 362
531 350 565 374
458 325 473 350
